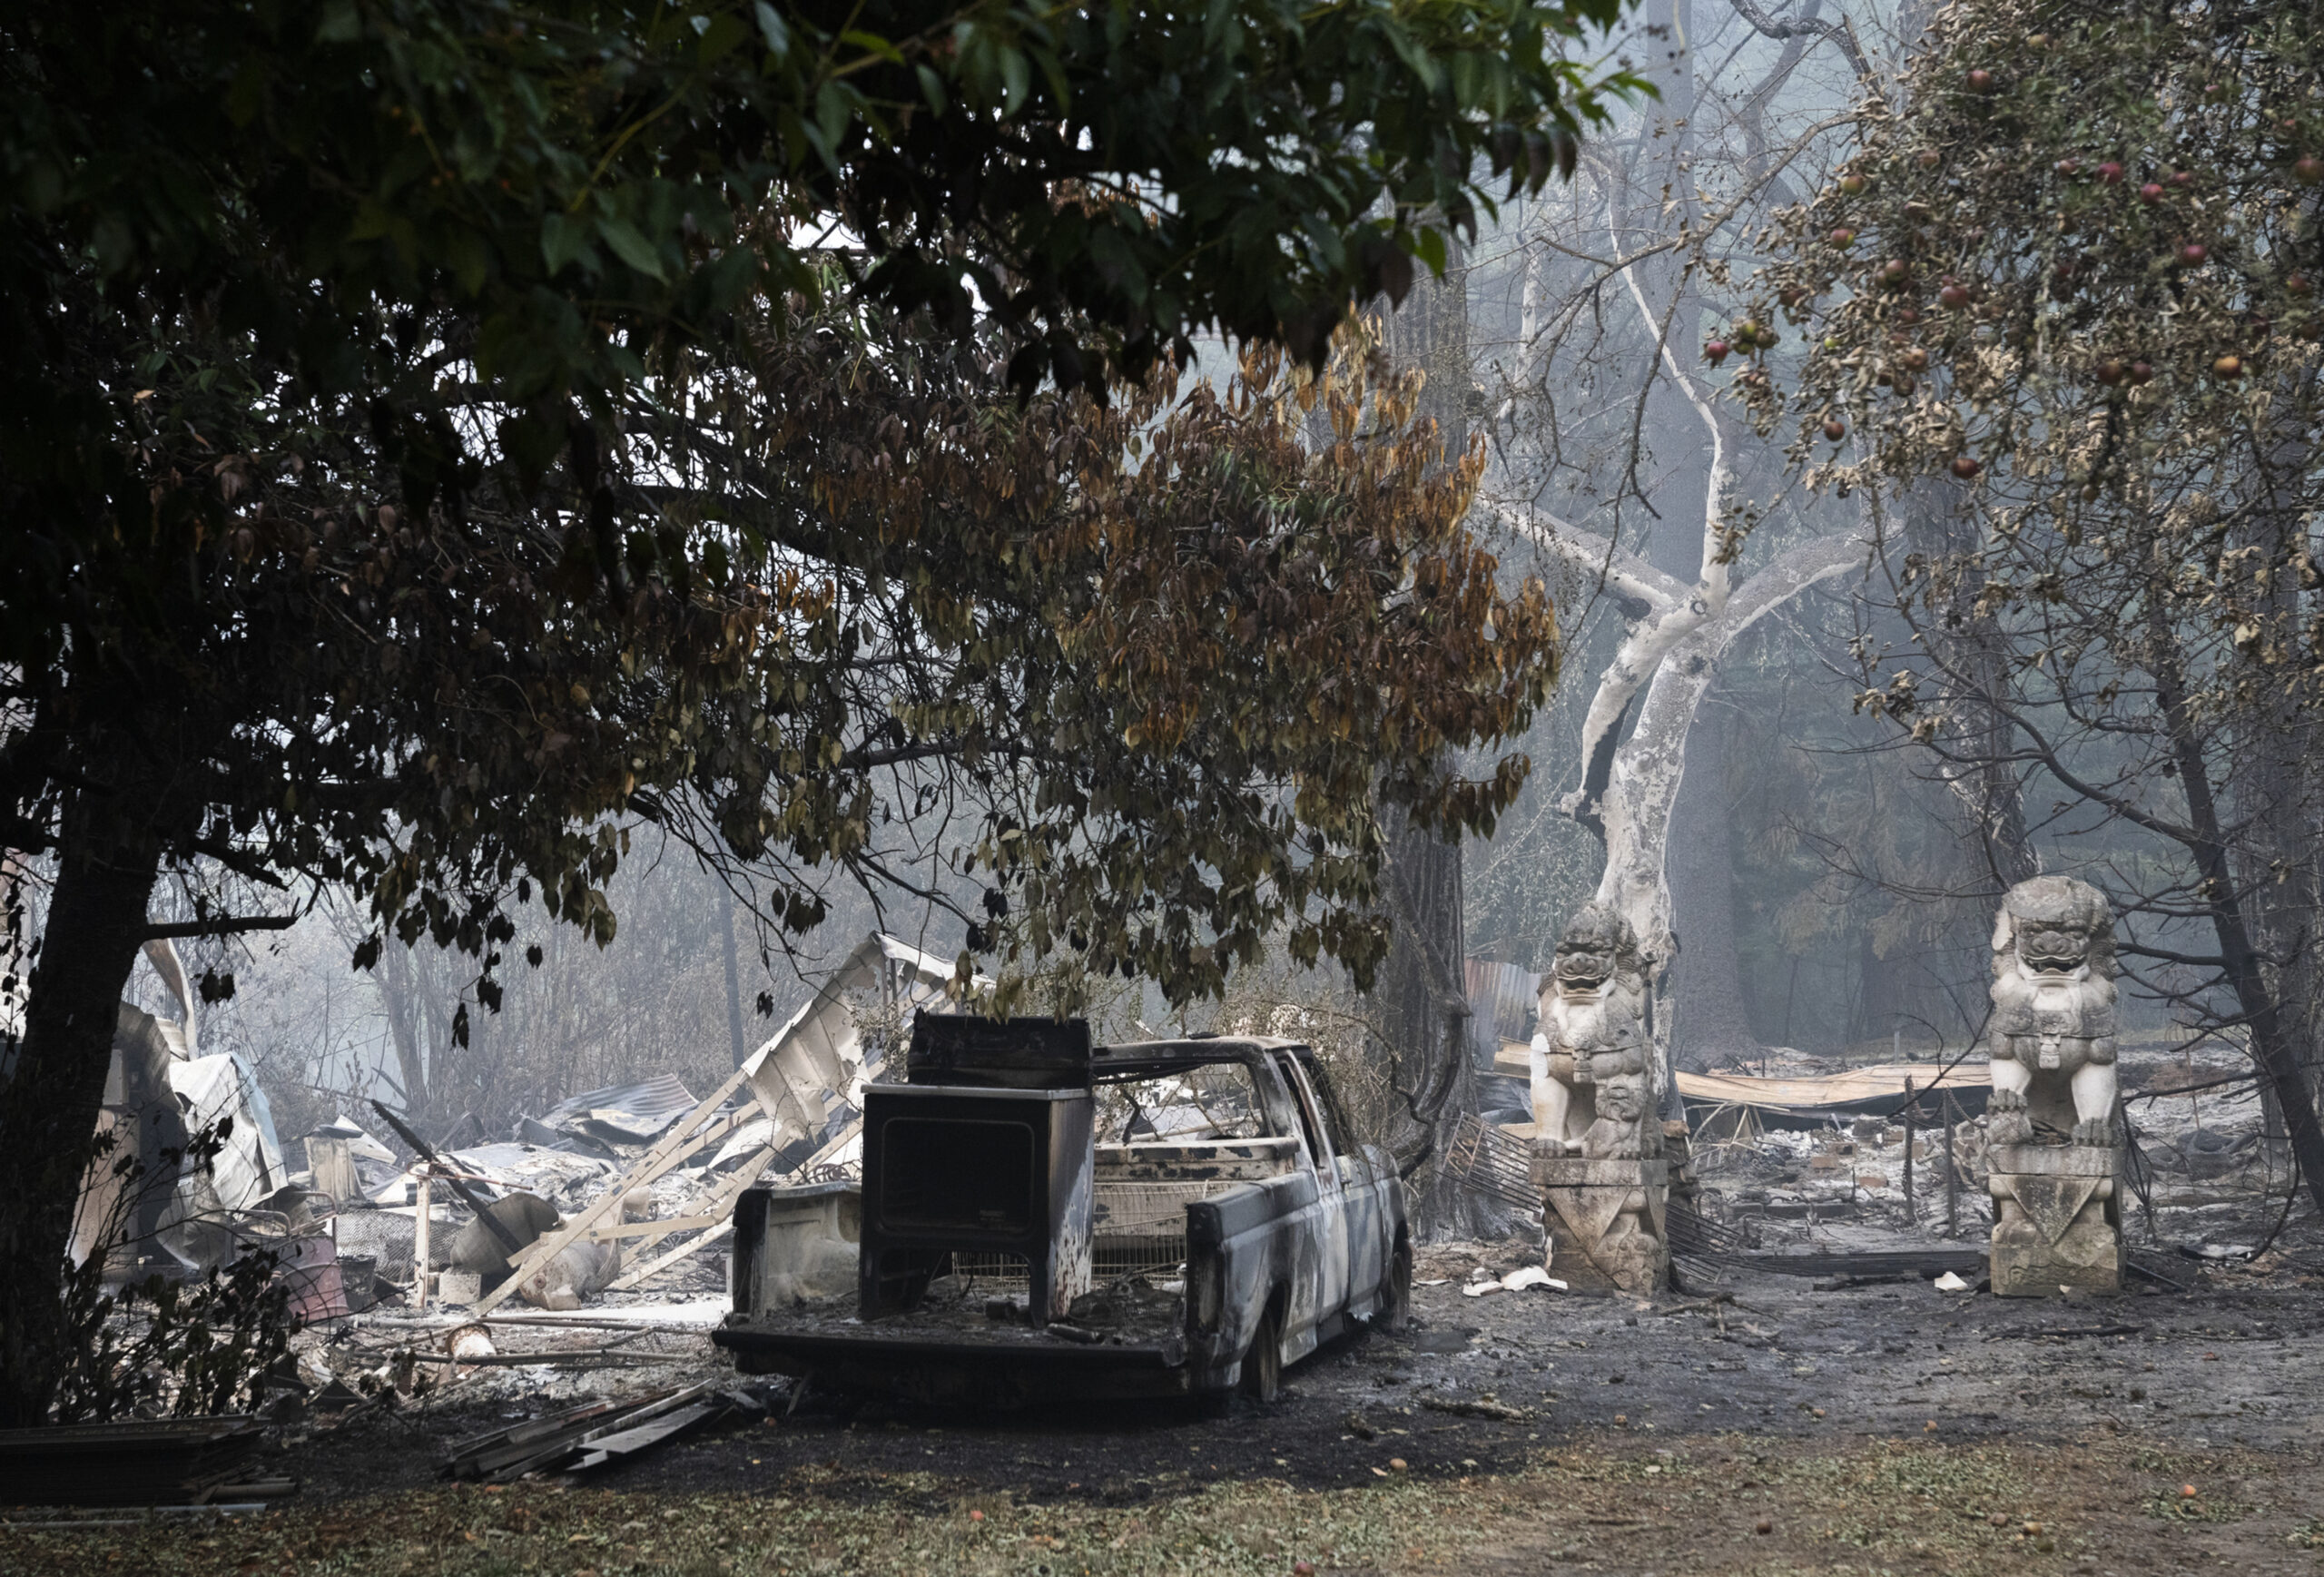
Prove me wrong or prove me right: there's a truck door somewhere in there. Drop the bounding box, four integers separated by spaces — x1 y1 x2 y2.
1298 1053 1384 1310
1274 1051 1352 1318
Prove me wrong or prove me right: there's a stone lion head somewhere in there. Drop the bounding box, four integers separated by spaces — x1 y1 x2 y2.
1552 902 1644 991
1995 875 2118 980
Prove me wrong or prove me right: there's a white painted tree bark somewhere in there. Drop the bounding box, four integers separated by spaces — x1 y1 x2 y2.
1502 507 1867 981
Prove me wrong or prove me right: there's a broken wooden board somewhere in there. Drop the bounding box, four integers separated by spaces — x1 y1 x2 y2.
470 1077 751 1316
606 1145 776 1292
0 1416 263 1507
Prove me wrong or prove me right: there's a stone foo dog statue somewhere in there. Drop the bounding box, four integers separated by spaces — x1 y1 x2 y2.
1984 875 2120 1148
1528 903 1666 1295
1529 902 1661 1162
1982 875 2125 1296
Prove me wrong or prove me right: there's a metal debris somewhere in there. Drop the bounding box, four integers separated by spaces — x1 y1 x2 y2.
439 1381 751 1482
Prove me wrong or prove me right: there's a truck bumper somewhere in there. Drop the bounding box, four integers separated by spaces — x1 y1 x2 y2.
712 1323 1229 1405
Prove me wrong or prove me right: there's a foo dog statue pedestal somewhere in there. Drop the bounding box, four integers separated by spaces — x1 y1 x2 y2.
1989 1143 2121 1296
1531 1155 1669 1296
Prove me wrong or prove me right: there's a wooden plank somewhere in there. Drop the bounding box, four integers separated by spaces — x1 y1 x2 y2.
605 1146 773 1290
606 1222 732 1294
580 1212 723 1243
471 1069 752 1315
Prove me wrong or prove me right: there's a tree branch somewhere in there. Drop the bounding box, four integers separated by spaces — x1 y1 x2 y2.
1727 0 1877 88
1489 504 1686 615
142 914 299 941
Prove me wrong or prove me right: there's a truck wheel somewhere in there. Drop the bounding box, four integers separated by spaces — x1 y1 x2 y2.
1381 1237 1413 1334
1241 1304 1283 1404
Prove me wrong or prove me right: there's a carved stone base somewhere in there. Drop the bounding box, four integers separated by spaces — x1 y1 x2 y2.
1988 1143 2122 1297
1531 1157 1669 1296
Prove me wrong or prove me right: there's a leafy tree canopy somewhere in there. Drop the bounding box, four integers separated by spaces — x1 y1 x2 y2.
0 0 1613 1420
1739 0 2322 664
3 0 1639 666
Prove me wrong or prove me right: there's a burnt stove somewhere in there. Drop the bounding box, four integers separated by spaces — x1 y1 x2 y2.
858 1015 1095 1323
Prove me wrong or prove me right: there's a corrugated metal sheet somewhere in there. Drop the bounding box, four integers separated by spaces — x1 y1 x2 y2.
1488 1048 1992 1121
537 1073 702 1145
1674 1061 1991 1115
1464 959 1541 1065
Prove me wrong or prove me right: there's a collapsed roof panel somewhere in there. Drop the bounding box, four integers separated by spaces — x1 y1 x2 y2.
536 1072 704 1147
741 931 962 1157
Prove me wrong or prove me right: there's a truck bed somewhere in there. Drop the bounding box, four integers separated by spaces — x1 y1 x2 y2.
715 1273 1196 1403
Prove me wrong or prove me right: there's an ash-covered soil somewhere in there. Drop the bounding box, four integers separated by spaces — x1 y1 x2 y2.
279 1227 2324 1511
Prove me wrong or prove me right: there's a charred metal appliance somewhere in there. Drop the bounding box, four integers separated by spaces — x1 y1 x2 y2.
858 1016 1095 1324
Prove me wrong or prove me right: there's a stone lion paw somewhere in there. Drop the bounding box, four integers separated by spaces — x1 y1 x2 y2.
1988 1088 2027 1112
1989 1112 2034 1146
2071 1119 2115 1148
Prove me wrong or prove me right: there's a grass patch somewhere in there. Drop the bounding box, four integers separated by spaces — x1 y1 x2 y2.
0 1433 2310 1576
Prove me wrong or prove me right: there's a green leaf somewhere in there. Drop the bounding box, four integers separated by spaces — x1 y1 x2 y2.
541 211 595 277
812 80 852 166
596 214 667 281
224 59 266 127
1411 225 1447 277
703 242 760 309
440 229 489 296
838 28 906 67
753 1 790 60
999 47 1030 117
1087 224 1147 302
914 64 947 115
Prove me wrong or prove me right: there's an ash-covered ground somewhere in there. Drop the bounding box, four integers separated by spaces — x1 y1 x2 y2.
248 1050 2324 1574
281 1218 2324 1508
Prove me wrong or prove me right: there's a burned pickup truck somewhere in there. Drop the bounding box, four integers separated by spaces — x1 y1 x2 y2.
713 1016 1411 1405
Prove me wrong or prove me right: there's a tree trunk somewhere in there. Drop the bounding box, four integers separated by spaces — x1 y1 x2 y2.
2145 561 2324 1220
723 892 750 1069
1377 803 1491 1231
1592 534 1867 1086
1629 0 1766 1078
1374 243 1507 1235
375 940 436 1127
0 788 162 1425
1900 479 2041 892
2232 370 2323 1181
